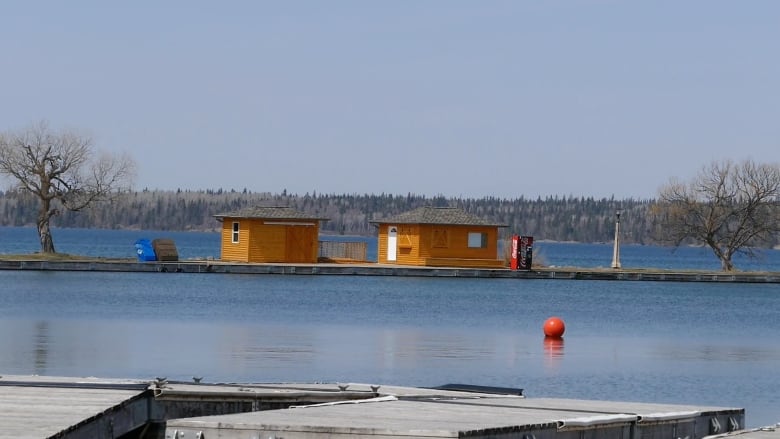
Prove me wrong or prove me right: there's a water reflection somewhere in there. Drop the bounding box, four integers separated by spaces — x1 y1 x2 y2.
34 321 49 375
222 326 317 365
543 336 564 369
403 333 497 360
654 344 780 362
0 319 545 384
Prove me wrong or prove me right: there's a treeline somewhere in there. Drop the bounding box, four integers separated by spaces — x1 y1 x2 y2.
0 188 681 245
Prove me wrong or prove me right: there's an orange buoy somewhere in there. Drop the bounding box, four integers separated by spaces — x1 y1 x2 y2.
543 317 565 338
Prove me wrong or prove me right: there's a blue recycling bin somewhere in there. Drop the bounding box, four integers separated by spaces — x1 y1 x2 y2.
134 239 157 261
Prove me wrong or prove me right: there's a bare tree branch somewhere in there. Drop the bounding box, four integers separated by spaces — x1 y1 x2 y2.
0 120 136 253
655 159 780 271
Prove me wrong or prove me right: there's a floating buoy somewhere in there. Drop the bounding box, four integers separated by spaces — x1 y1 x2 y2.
543 317 565 338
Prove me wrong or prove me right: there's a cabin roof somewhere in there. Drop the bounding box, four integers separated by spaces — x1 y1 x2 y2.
370 207 507 227
214 206 328 221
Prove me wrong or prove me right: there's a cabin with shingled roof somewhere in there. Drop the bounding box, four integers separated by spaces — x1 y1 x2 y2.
214 206 328 263
370 206 507 268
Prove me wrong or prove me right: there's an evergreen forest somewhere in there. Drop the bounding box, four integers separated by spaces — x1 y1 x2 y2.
1 188 775 247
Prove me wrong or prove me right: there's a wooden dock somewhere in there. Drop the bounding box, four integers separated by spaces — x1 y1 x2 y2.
1 259 779 283
0 375 380 438
167 394 746 439
0 375 758 439
0 375 149 438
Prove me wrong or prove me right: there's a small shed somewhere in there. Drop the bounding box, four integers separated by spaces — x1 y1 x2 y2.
370 206 507 268
214 206 328 263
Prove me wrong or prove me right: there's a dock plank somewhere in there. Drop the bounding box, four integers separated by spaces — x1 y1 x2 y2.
0 375 149 439
167 394 745 439
0 377 755 439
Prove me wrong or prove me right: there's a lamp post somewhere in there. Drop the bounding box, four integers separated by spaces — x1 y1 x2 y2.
611 210 621 269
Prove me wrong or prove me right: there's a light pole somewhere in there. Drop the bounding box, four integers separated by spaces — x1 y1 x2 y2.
611 210 621 269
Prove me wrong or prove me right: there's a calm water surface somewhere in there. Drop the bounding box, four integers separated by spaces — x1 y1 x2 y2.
1 270 779 427
1 227 780 427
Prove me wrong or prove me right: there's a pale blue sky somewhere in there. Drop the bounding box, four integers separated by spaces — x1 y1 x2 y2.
1 1 778 199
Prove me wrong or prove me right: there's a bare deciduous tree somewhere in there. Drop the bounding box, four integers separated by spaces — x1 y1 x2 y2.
654 159 780 271
0 121 136 253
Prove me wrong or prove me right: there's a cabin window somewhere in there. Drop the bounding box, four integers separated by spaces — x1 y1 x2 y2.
467 232 488 248
231 222 240 243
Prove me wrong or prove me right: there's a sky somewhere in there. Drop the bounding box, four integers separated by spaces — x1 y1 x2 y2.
1 1 778 200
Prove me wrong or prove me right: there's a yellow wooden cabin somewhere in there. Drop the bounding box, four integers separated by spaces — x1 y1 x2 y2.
214 206 328 263
371 206 507 268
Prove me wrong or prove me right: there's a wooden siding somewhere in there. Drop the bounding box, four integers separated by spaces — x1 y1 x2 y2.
377 224 386 262
396 224 423 265
425 257 506 268
248 223 285 262
219 219 319 263
423 225 499 259
376 224 424 265
285 225 318 263
377 223 502 267
220 220 250 262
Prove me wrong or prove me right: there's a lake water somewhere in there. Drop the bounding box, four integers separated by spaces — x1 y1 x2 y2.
1 227 779 428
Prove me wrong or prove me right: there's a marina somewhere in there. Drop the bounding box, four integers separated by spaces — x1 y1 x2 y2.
3 1 780 436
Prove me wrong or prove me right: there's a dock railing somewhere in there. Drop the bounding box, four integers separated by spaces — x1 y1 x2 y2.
318 240 368 262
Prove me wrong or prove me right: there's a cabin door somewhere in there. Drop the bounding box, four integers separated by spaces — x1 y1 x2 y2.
286 225 315 263
387 226 397 262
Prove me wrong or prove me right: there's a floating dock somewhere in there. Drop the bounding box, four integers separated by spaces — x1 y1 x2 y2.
0 375 761 439
167 393 747 439
0 375 379 439
1 259 779 283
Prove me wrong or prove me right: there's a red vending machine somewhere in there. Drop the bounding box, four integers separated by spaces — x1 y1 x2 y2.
511 235 533 270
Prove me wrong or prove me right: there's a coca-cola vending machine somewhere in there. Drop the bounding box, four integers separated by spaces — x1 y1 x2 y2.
510 235 533 270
